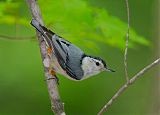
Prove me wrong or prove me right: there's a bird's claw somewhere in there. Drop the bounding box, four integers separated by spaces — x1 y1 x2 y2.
46 75 59 85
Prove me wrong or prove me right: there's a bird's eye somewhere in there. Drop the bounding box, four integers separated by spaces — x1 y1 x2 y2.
96 62 100 66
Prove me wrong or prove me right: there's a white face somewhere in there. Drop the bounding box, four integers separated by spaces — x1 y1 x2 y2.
81 56 106 79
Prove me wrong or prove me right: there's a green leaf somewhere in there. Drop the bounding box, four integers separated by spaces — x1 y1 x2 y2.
0 0 150 50
39 0 150 49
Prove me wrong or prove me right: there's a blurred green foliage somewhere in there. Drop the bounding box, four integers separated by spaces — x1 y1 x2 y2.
0 0 149 50
0 0 157 115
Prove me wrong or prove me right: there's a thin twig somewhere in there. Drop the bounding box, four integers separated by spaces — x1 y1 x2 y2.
0 34 35 40
124 0 130 82
26 0 65 115
98 58 160 115
0 23 52 41
98 0 160 114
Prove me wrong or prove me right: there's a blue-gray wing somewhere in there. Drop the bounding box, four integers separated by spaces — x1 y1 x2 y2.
51 35 84 80
65 44 84 80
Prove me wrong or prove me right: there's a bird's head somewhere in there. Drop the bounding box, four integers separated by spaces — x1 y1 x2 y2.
81 55 115 78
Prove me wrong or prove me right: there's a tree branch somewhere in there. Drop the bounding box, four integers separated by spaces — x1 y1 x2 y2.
98 58 160 115
98 0 160 114
26 0 65 115
124 0 130 82
0 34 35 40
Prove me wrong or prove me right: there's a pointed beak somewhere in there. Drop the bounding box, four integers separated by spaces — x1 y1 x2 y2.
104 67 115 72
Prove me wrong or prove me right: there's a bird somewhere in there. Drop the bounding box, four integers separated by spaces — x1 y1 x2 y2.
30 19 115 81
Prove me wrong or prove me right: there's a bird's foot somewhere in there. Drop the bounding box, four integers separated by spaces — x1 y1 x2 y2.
46 69 59 85
47 47 52 55
46 74 59 85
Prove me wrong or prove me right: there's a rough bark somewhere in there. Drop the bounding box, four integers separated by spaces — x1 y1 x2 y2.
26 0 65 114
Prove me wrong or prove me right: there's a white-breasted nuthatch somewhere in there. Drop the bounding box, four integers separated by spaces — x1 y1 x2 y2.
31 19 115 81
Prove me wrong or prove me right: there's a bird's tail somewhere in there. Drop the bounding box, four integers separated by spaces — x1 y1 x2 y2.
30 19 54 47
30 19 43 34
